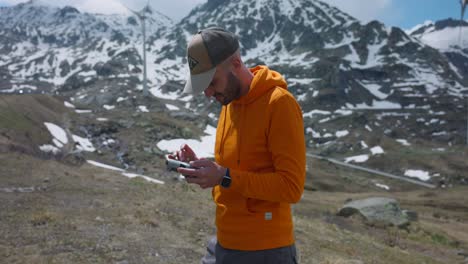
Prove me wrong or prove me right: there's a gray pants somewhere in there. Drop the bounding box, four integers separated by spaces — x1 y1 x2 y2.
201 236 298 264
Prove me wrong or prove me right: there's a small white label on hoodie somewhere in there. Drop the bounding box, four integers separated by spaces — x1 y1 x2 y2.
265 212 272 221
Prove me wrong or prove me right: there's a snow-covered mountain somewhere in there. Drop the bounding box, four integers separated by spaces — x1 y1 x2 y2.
169 0 468 114
408 18 468 50
1 0 468 113
2 0 468 184
408 18 468 85
0 0 173 99
3 0 467 105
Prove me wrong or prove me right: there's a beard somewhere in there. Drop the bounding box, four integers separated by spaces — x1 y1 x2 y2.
214 71 243 106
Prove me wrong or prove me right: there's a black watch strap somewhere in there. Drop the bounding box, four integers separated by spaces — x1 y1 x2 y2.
221 168 231 188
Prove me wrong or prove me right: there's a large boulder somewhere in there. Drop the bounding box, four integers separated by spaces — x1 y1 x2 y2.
337 197 410 227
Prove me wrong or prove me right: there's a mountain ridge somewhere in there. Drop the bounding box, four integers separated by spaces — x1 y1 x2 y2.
1 0 467 99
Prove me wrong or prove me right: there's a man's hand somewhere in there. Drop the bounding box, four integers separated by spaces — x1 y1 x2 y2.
178 159 227 189
168 144 199 162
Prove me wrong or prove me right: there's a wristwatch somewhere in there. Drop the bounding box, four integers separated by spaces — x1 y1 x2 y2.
220 168 231 188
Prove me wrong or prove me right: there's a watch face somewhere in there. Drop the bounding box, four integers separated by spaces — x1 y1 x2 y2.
221 176 231 188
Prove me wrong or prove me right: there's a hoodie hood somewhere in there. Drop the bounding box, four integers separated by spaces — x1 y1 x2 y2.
233 65 287 105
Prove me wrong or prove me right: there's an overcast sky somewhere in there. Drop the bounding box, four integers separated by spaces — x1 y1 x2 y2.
0 0 463 29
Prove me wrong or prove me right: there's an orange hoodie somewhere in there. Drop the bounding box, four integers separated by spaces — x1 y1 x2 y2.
213 65 306 251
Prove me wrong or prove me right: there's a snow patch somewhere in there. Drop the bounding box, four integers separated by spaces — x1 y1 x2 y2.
138 105 149 112
396 139 411 146
122 173 165 185
345 154 369 163
360 141 368 149
370 146 384 155
72 135 95 152
157 125 216 158
335 130 349 138
87 160 124 171
404 170 431 181
166 104 180 111
347 100 402 110
104 105 115 110
375 183 390 190
39 144 60 154
75 109 92 114
44 122 68 145
64 101 75 108
303 109 331 118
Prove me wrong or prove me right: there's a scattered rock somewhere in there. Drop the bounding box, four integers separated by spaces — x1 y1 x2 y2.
402 210 418 222
337 197 409 227
1 186 36 193
181 127 194 138
458 250 468 257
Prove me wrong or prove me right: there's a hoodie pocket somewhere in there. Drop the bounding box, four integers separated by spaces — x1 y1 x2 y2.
246 198 279 214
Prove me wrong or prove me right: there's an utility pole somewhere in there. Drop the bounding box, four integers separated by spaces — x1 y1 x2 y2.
125 3 151 97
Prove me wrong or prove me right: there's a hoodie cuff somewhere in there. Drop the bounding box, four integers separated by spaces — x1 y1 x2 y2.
228 169 243 193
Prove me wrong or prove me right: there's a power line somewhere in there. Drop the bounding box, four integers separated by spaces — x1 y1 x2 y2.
307 153 437 189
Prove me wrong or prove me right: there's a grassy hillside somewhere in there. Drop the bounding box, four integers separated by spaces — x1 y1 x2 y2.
0 95 67 154
1 94 468 263
1 152 467 263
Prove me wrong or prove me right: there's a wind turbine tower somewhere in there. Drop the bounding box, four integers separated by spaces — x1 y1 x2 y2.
460 0 467 44
460 0 468 145
126 2 152 97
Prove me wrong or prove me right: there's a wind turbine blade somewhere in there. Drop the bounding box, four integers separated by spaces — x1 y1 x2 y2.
122 3 140 17
462 1 467 20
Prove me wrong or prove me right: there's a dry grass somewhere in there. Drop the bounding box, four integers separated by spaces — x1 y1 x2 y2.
1 152 467 263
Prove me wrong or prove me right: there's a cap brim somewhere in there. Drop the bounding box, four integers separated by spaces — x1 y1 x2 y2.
183 67 216 94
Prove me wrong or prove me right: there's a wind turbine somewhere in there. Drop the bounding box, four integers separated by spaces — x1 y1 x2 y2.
125 1 152 97
460 0 467 44
459 0 468 145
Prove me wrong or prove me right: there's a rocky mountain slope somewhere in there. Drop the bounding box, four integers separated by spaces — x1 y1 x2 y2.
408 18 468 85
179 0 468 108
2 0 467 103
0 0 173 98
1 0 468 186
